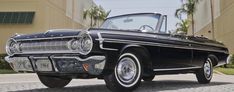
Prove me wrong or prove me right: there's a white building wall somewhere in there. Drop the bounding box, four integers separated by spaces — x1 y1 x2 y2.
66 0 95 27
194 0 220 32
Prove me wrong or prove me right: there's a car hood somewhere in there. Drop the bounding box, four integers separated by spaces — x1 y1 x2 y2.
13 29 84 41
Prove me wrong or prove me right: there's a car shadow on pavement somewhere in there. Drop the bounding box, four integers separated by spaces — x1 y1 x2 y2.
10 80 233 92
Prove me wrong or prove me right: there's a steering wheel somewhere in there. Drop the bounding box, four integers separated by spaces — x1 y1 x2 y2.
139 25 155 32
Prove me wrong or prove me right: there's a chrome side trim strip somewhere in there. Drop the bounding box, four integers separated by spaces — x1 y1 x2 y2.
103 38 189 49
96 31 225 48
100 38 228 54
153 67 201 71
97 33 118 51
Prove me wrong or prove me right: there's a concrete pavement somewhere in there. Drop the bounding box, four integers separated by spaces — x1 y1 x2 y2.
0 73 234 92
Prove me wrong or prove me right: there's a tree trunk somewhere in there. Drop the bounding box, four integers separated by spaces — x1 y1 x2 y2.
94 19 97 27
192 14 195 36
90 15 93 27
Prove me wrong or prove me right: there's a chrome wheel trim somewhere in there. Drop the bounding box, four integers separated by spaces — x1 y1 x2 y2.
115 53 141 87
117 57 137 83
204 58 212 80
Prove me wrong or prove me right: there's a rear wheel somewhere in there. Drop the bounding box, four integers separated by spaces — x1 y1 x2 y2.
196 57 213 84
38 75 72 88
104 52 142 92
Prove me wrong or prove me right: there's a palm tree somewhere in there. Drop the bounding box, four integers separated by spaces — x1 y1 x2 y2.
176 19 190 34
94 6 111 26
175 0 199 36
83 5 110 27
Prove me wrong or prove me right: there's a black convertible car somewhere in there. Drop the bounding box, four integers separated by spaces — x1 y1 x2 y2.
5 13 230 92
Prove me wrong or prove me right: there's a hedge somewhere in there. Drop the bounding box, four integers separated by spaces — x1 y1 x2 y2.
0 54 12 69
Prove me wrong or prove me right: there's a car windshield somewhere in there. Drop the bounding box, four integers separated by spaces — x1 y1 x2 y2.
101 13 161 33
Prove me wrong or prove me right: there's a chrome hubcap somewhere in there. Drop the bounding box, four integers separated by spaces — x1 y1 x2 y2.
116 57 137 84
204 58 212 79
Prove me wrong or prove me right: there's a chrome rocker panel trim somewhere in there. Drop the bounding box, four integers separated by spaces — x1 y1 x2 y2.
153 67 201 72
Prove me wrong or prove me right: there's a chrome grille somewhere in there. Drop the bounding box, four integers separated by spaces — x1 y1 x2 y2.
19 39 73 54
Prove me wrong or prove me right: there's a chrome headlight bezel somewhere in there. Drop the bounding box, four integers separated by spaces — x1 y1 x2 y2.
67 32 93 55
6 39 21 56
67 39 80 51
79 33 93 55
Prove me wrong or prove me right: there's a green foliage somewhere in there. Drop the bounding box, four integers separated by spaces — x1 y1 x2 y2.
0 54 12 69
176 19 190 34
230 54 234 64
83 5 111 27
175 0 199 35
175 0 199 19
215 67 234 75
0 69 16 74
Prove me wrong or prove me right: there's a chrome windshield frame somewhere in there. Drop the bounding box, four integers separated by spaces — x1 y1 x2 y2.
101 13 163 33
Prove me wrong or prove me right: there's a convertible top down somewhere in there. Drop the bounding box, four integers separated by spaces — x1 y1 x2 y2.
5 13 230 92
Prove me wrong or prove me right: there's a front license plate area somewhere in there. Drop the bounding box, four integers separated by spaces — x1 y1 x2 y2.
34 58 53 72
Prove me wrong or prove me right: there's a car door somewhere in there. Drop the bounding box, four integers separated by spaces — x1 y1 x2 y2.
153 16 193 70
155 35 193 70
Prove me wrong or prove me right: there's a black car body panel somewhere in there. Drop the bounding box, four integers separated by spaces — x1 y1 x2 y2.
5 12 229 77
4 13 231 92
89 28 228 70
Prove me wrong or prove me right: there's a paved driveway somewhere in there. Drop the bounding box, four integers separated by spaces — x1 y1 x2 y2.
0 73 234 92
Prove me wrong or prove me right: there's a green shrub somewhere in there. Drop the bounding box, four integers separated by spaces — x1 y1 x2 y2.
0 54 12 69
215 67 234 75
231 54 234 64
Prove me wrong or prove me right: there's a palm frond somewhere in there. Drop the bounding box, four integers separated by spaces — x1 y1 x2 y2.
176 19 190 34
83 9 88 19
175 8 187 19
83 5 111 27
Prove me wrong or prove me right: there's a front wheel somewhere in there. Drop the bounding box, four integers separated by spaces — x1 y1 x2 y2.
104 52 142 92
196 57 213 84
38 75 72 88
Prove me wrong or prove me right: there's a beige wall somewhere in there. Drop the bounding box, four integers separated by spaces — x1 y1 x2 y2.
0 0 94 53
193 0 234 54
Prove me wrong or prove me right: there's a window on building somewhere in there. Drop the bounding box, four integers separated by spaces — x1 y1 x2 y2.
0 12 35 24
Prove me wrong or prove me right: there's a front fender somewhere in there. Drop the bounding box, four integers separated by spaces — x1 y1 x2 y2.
120 44 154 76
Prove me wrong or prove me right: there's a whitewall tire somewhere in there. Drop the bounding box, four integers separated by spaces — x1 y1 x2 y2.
104 52 142 92
196 57 213 84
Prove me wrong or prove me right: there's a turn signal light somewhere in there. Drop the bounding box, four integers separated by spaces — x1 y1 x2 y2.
83 64 89 72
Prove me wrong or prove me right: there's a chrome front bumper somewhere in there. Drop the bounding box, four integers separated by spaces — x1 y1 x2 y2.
5 55 106 75
226 55 233 64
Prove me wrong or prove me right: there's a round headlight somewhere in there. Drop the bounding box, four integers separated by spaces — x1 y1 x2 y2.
79 33 93 55
6 39 20 56
68 39 80 51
